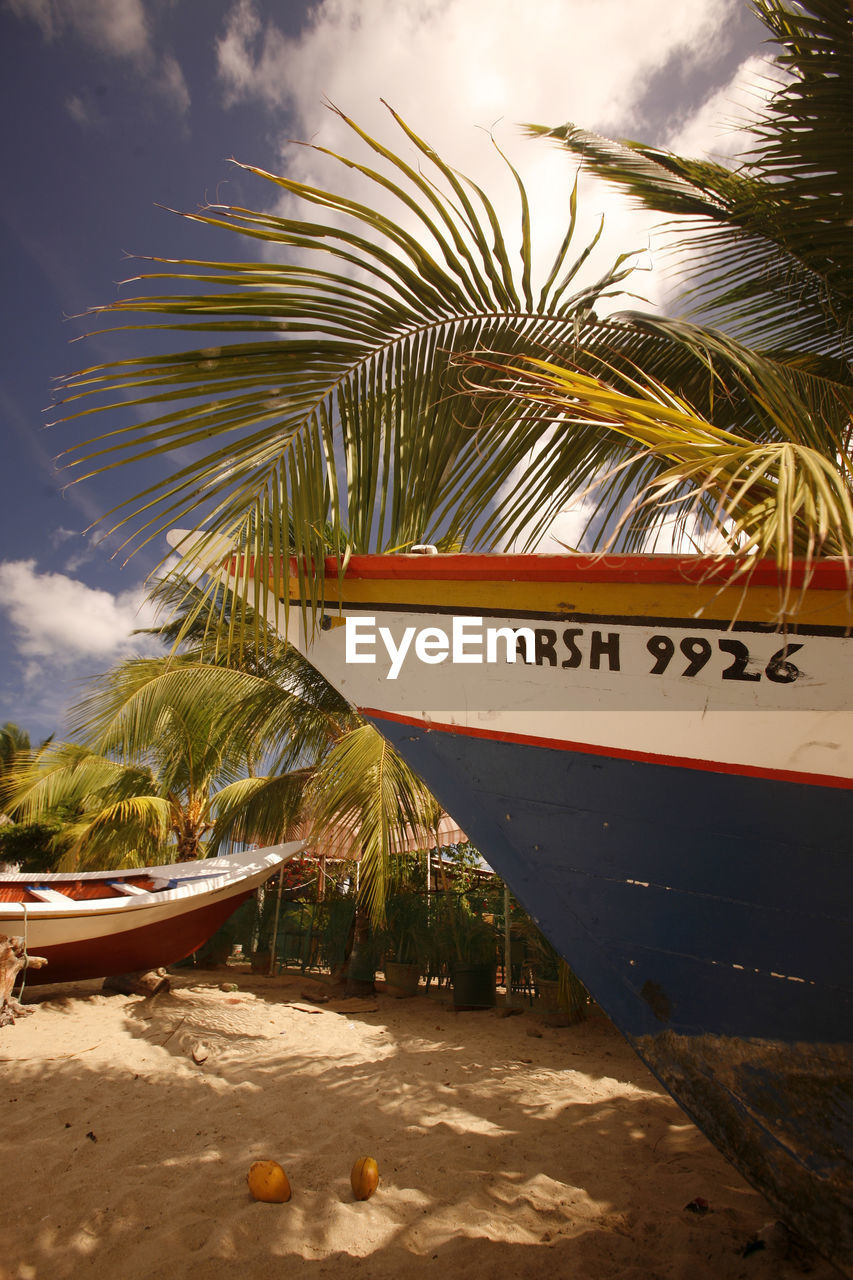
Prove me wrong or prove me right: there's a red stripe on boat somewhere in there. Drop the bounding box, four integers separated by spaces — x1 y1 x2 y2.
229 553 853 591
360 707 853 791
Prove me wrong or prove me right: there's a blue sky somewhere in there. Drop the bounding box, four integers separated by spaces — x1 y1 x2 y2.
0 0 769 739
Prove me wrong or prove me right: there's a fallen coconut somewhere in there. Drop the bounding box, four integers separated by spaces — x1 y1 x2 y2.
350 1156 379 1201
247 1159 292 1203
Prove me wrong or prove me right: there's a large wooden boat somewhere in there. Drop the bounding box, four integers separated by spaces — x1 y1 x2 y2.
173 533 853 1271
0 842 301 985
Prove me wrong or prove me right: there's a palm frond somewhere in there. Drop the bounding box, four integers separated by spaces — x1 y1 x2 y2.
530 0 853 356
11 744 157 822
52 106 638 631
460 349 853 587
305 723 440 927
210 770 309 851
61 794 172 871
70 654 352 777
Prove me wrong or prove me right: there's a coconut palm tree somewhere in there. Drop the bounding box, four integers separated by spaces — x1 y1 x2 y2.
48 107 651 594
139 572 446 924
533 0 853 363
9 665 308 870
52 0 853 602
10 605 442 934
0 724 72 873
498 0 853 564
0 723 31 815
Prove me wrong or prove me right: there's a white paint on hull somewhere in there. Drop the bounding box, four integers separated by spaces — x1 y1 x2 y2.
285 606 852 782
0 842 301 953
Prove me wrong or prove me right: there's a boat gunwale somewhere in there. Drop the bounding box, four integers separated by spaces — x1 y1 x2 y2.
0 843 301 919
230 552 853 591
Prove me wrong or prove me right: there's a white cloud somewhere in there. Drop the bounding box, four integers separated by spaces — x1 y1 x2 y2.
214 0 765 314
8 0 149 57
217 0 740 133
155 51 191 116
217 0 263 107
0 560 160 671
48 527 80 546
9 0 190 113
65 93 93 127
666 53 777 161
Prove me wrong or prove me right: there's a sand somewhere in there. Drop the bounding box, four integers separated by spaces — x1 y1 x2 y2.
0 969 840 1280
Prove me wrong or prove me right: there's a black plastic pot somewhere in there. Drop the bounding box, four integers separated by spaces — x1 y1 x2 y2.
451 962 496 1010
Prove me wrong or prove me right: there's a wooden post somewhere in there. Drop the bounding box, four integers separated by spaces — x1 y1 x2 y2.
268 865 286 977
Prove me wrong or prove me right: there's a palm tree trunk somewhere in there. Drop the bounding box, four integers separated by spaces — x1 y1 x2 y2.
345 899 376 996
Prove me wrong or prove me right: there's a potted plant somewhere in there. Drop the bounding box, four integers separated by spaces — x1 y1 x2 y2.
381 891 429 995
437 894 497 1009
524 922 591 1023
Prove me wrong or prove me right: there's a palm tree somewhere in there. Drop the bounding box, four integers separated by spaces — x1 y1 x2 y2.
0 723 31 815
51 105 646 589
0 724 72 874
505 0 853 566
52 1 853 601
9 663 308 870
533 0 853 363
11 609 442 937
140 573 447 925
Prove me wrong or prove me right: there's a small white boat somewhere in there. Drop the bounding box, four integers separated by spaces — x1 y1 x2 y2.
0 842 302 984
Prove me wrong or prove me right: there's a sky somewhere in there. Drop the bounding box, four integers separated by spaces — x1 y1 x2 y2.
0 0 772 740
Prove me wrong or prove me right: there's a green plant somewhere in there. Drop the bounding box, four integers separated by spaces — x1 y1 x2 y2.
505 906 591 1020
319 897 357 970
558 959 592 1023
0 819 67 874
434 892 498 968
381 891 431 965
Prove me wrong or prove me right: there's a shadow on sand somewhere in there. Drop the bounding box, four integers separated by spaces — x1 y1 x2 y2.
1 974 839 1280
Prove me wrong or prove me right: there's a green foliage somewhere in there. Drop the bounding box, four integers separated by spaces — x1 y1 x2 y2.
0 819 67 874
304 723 442 928
7 604 449 900
318 897 358 970
53 105 640 595
31 3 853 938
430 890 498 967
0 723 33 815
9 657 312 869
434 842 486 895
462 350 853 576
534 1 853 358
380 890 432 965
514 0 853 571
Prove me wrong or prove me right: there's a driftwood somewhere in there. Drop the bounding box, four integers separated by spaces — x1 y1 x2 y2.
102 968 171 997
0 934 48 1026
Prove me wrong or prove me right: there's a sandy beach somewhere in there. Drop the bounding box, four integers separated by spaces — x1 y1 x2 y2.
0 970 839 1280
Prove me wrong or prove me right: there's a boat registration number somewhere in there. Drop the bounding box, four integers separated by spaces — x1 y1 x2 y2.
522 626 803 685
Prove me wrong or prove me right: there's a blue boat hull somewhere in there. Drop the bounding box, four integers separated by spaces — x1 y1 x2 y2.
182 534 853 1266
370 712 853 1271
